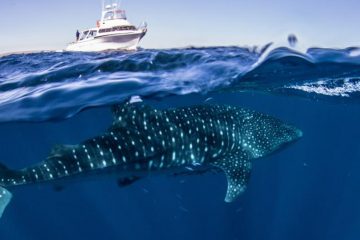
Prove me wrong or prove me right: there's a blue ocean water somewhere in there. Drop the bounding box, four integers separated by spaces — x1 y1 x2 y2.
0 46 359 240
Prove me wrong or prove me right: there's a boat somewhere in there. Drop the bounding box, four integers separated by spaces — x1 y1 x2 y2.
66 1 147 52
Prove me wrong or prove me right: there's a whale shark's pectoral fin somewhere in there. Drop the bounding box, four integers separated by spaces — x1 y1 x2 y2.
0 186 12 219
212 155 252 203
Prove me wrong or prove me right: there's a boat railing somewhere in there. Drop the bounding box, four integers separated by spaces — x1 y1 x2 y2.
138 21 148 31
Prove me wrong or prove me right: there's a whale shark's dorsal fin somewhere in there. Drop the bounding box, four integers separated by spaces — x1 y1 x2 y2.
212 152 252 202
48 145 75 159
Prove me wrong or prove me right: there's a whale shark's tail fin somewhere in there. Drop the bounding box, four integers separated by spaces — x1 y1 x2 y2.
0 186 12 219
0 164 13 219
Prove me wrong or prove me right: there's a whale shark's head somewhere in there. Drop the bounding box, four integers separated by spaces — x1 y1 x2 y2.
240 111 302 159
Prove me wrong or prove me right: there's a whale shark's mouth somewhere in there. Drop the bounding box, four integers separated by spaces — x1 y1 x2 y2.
265 126 303 159
297 129 304 138
285 124 303 140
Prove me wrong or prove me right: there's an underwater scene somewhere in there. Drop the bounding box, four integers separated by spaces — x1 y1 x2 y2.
0 46 359 240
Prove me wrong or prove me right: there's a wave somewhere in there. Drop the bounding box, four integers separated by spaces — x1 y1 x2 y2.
0 46 359 122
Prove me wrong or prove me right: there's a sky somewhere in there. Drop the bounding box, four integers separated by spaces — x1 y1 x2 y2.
0 0 360 53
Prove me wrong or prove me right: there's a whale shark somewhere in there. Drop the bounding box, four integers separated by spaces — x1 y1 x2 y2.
0 102 302 219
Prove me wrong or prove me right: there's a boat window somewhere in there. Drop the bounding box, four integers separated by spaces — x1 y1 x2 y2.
88 31 98 38
79 31 89 41
99 28 111 33
115 25 136 31
114 10 127 20
99 25 136 33
103 10 127 21
104 12 114 20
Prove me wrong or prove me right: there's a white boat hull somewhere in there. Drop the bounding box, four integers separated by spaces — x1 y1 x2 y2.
66 32 145 52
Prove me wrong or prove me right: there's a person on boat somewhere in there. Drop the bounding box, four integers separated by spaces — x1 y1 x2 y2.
76 30 80 41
